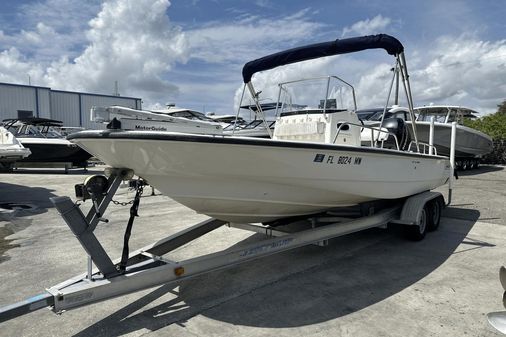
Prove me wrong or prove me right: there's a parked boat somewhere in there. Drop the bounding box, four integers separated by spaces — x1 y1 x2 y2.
413 105 493 169
207 114 246 125
359 105 493 169
91 105 223 134
0 126 31 171
69 34 451 223
221 103 280 138
2 118 92 167
151 104 221 122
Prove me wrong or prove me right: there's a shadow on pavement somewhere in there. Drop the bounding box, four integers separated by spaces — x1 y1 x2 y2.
0 182 59 216
74 208 481 336
457 164 503 177
0 182 60 263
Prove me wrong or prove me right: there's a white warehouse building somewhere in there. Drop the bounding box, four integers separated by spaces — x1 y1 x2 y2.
0 82 142 129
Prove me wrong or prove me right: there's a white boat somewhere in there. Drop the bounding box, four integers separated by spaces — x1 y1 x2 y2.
223 119 276 138
91 105 223 134
3 118 91 167
0 126 31 171
221 103 280 138
69 34 451 223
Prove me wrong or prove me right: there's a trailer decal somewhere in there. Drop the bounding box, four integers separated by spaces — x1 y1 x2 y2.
239 238 294 257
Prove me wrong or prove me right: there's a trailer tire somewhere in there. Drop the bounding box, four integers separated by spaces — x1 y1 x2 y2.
405 207 427 241
0 162 14 172
455 160 462 170
427 198 442 231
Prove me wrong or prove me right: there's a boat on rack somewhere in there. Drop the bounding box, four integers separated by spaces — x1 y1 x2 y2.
2 117 92 167
358 105 493 169
150 104 225 124
91 105 223 134
69 34 451 223
412 105 492 169
0 126 31 171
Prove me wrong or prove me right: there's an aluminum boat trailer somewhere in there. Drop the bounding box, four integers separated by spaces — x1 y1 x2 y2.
0 167 446 323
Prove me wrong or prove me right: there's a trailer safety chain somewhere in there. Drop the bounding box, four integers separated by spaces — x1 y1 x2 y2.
118 180 144 273
111 199 135 206
111 183 146 206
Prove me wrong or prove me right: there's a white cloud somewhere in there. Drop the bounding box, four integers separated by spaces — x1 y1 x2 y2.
46 0 188 96
186 8 325 64
0 0 190 104
0 1 326 110
232 33 506 115
341 15 392 37
0 2 504 116
4 0 102 61
411 35 506 113
0 48 45 84
254 0 273 8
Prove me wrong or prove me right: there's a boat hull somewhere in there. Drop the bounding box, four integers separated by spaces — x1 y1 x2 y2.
18 139 92 166
0 127 31 164
408 122 493 158
70 131 450 223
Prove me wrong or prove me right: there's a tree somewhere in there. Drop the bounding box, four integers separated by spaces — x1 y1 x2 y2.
464 113 506 140
463 101 506 140
498 100 506 115
461 100 506 164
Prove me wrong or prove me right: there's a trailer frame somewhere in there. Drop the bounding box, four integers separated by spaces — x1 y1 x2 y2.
0 166 447 323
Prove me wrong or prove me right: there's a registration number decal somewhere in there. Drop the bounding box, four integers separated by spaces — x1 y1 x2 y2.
313 153 362 165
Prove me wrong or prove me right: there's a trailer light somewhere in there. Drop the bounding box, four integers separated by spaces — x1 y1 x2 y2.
174 266 185 277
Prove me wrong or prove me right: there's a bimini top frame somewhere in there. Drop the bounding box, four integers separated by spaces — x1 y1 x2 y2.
241 34 404 83
236 33 420 150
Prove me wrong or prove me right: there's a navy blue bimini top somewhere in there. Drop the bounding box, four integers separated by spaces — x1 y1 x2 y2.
242 34 404 83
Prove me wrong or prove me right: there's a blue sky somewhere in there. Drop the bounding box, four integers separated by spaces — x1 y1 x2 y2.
0 0 505 114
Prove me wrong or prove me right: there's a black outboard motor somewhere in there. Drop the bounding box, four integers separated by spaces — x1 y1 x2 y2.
381 118 411 150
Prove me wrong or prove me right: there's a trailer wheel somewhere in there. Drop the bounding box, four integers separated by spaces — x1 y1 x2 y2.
455 160 461 170
405 207 427 241
427 199 442 231
0 162 14 172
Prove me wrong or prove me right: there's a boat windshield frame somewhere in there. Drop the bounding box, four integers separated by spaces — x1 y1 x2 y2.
2 118 65 139
273 75 357 120
415 106 478 125
14 124 64 139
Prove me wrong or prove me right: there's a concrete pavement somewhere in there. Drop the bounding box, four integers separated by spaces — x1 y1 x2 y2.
0 165 504 336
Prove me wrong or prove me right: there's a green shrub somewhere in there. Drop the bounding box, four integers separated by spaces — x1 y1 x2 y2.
463 113 506 140
463 100 506 164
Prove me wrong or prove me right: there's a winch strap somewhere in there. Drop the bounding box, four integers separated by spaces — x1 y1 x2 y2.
118 184 143 272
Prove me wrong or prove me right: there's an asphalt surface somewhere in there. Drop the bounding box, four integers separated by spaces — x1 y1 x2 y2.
0 165 505 336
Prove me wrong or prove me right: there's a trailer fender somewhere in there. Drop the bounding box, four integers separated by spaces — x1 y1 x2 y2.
391 191 445 226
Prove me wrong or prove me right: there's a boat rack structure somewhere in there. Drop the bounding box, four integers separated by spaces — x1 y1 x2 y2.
0 166 446 323
13 161 88 174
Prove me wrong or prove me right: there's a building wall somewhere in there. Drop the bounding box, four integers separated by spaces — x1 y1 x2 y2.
36 87 51 118
51 91 81 126
0 83 42 119
0 82 142 128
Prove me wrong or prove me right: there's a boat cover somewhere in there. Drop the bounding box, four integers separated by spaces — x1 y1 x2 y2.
242 34 404 83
